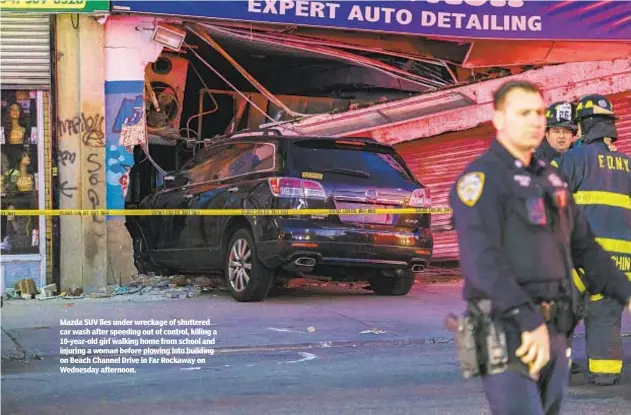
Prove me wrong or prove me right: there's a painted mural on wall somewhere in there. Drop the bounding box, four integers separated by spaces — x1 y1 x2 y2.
105 81 145 212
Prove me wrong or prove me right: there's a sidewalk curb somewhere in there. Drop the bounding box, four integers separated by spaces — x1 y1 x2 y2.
1 327 28 361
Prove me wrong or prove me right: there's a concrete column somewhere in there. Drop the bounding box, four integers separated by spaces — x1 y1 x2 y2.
79 15 107 293
104 16 164 283
55 14 107 293
55 14 82 291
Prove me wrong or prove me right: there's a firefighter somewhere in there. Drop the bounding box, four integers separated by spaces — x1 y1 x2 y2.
536 101 583 376
534 101 577 163
449 80 631 413
553 93 631 386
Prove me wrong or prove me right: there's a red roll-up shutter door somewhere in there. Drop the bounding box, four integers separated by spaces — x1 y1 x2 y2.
609 92 631 156
394 91 628 262
395 122 496 261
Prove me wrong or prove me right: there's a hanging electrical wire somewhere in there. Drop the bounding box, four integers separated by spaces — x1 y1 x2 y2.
185 59 220 151
186 45 306 136
186 23 307 118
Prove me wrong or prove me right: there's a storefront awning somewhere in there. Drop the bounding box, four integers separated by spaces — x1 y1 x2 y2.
111 0 631 42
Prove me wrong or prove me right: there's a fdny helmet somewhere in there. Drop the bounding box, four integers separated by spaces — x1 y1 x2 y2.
574 94 617 121
545 101 577 131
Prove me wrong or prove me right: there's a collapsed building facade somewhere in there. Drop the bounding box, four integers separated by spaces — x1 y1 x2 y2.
1 0 629 292
115 0 631 265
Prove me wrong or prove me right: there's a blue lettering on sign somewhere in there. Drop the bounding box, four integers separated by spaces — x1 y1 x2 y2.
246 0 541 32
110 1 631 41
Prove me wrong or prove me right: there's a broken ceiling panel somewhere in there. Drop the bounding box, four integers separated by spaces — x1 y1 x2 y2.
196 23 457 90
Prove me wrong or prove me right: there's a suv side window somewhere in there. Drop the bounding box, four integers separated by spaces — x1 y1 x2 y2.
173 142 276 185
187 146 227 184
216 142 276 180
177 145 226 185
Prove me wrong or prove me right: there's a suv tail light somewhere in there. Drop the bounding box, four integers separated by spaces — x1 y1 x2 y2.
409 188 431 207
268 177 327 200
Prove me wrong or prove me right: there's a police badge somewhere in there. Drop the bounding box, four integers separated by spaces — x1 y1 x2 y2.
457 172 485 207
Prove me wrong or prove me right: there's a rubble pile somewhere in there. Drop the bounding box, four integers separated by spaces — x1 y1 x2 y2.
88 274 217 299
2 275 219 303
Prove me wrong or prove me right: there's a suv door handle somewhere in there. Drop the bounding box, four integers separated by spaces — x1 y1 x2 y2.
228 187 239 193
183 194 194 199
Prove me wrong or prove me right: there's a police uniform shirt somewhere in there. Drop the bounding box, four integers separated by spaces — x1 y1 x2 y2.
449 139 631 332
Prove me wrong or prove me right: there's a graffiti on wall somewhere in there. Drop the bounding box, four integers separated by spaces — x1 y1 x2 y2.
57 113 106 147
105 81 146 211
56 112 106 215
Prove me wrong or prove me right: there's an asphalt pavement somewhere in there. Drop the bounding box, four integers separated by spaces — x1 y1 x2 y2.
2 339 630 415
2 280 631 414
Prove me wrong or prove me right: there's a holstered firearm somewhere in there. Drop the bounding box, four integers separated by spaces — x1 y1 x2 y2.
445 312 480 378
445 299 509 378
476 300 509 376
549 298 576 335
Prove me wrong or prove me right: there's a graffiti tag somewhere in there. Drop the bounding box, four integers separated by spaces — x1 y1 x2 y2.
57 113 105 147
87 152 104 225
59 180 78 198
57 150 77 167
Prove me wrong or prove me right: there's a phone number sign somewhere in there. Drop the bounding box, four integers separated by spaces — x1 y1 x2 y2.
0 0 109 12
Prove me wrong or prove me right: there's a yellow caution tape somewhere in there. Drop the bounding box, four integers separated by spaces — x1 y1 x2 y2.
0 207 453 216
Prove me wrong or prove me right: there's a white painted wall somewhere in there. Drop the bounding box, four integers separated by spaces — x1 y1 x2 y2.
105 15 165 81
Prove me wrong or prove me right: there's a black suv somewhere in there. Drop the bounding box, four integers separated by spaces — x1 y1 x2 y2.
126 131 433 302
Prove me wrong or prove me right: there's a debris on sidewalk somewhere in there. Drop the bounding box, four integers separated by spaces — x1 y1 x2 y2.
2 280 63 303
88 285 119 299
62 292 86 300
2 274 218 304
36 283 58 300
360 328 387 335
5 288 20 300
15 278 37 298
267 327 305 334
85 274 215 300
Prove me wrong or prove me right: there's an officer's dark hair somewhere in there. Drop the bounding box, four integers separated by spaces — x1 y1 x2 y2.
493 80 542 110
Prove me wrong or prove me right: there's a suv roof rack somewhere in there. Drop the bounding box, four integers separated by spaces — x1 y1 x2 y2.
188 128 285 152
225 128 284 139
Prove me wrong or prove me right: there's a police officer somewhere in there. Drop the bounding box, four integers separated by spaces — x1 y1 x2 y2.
553 93 631 386
534 101 577 163
449 80 631 414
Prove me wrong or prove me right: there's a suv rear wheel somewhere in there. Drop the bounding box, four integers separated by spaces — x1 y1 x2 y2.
225 229 274 302
370 271 415 296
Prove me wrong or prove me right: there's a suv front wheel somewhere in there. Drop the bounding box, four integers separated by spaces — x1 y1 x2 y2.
225 229 275 302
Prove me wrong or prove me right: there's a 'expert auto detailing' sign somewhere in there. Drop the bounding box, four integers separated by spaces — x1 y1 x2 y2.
110 0 631 41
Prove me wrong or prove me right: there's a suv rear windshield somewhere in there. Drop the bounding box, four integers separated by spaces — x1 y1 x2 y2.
289 140 415 183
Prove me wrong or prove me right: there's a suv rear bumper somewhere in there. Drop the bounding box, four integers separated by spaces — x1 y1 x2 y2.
256 220 432 272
